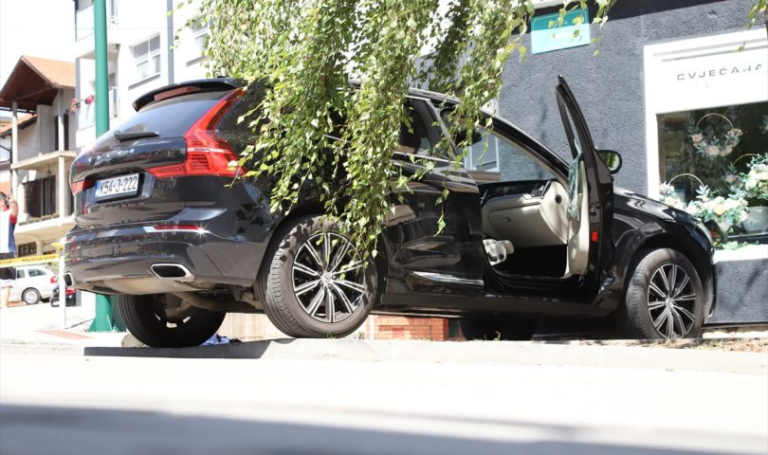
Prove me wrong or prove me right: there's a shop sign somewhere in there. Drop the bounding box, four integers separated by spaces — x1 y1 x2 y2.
676 63 765 82
531 9 590 55
648 33 768 114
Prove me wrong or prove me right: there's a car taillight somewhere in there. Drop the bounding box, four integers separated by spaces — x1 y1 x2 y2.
148 89 245 179
66 288 76 296
51 275 58 284
153 224 201 232
71 180 94 195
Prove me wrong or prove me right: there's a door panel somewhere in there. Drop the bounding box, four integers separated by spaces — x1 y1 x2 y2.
384 98 486 292
556 76 615 286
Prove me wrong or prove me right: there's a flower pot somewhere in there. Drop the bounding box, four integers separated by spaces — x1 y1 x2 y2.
742 206 768 233
716 220 732 241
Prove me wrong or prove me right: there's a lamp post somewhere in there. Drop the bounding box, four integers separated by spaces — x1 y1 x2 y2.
88 0 119 332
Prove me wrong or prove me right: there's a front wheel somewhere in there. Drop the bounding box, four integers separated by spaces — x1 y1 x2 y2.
620 248 705 339
260 216 378 338
118 294 226 348
459 318 537 341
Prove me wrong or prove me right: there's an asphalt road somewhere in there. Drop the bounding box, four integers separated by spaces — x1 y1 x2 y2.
0 348 766 455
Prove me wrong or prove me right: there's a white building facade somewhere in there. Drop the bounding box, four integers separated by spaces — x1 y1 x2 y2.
74 0 209 150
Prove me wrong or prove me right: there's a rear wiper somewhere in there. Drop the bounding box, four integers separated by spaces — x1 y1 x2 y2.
113 130 160 142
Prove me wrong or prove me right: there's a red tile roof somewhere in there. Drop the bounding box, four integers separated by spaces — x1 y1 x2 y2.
0 56 75 110
20 56 76 89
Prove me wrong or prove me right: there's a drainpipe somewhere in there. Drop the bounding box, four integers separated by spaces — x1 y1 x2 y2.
167 0 175 85
57 95 66 221
10 101 17 198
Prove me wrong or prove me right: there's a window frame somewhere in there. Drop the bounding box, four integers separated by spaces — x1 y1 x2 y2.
76 0 94 11
394 96 447 160
439 107 566 185
131 35 162 83
189 20 210 63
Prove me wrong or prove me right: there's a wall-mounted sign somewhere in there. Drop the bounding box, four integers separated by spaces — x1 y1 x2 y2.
645 31 768 115
531 9 590 55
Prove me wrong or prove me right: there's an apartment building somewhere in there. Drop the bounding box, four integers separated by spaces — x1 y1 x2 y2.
73 0 208 150
0 56 77 256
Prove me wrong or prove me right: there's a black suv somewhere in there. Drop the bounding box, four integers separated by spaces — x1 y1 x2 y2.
66 77 715 347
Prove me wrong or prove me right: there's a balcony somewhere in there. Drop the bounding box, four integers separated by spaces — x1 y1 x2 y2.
12 151 77 247
75 2 119 59
75 1 117 42
77 87 119 130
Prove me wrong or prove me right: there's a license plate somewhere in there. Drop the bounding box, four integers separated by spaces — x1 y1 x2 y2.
94 174 140 200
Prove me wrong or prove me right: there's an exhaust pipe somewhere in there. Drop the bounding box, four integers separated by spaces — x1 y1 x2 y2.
151 264 193 280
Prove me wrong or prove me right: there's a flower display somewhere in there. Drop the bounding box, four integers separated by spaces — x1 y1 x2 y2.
659 182 685 210
740 154 768 203
684 185 749 228
688 113 742 158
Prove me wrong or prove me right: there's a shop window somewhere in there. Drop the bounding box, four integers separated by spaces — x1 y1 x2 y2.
657 101 768 244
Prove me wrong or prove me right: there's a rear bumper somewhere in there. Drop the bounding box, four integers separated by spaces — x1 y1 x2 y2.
65 225 265 295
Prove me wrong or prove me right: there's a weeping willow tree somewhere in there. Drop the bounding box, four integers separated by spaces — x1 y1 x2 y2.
184 0 763 256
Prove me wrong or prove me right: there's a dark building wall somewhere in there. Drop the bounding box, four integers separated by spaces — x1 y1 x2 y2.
498 0 767 325
497 0 763 195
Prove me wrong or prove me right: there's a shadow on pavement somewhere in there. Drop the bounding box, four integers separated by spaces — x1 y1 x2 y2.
0 404 738 455
84 338 297 359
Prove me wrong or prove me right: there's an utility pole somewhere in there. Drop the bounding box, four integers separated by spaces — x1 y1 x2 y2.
88 0 120 332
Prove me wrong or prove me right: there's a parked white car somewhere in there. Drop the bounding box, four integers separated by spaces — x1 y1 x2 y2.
10 266 57 305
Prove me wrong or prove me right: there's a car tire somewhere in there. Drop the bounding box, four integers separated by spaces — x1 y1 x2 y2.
620 248 705 339
260 215 378 338
22 288 41 305
459 318 537 341
118 294 226 348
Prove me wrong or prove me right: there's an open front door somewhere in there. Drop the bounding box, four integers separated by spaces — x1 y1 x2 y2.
555 76 615 279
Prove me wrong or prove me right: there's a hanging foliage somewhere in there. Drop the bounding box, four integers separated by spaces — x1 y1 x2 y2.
181 0 758 256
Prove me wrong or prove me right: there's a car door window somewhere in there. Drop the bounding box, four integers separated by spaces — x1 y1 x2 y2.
465 128 555 183
398 99 443 158
16 269 26 279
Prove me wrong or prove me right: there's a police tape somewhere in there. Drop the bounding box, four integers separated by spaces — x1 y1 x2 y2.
0 253 60 268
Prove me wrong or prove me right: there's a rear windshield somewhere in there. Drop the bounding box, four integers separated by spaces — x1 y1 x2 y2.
114 90 229 138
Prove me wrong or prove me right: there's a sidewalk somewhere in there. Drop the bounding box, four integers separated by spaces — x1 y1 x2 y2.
0 304 125 348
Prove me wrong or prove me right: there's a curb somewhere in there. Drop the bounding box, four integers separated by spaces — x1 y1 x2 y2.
63 339 768 375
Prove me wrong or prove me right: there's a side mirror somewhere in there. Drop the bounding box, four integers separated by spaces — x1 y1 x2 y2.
598 150 622 174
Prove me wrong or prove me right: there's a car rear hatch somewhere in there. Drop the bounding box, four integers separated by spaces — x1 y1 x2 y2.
70 80 244 229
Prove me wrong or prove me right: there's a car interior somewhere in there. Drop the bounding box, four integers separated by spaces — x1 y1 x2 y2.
461 125 590 279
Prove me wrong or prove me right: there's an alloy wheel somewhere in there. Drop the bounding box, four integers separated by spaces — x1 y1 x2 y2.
292 232 366 323
647 263 698 339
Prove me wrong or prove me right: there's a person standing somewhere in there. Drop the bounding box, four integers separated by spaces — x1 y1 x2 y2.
0 192 18 308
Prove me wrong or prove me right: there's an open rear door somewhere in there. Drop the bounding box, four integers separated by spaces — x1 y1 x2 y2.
555 76 614 279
